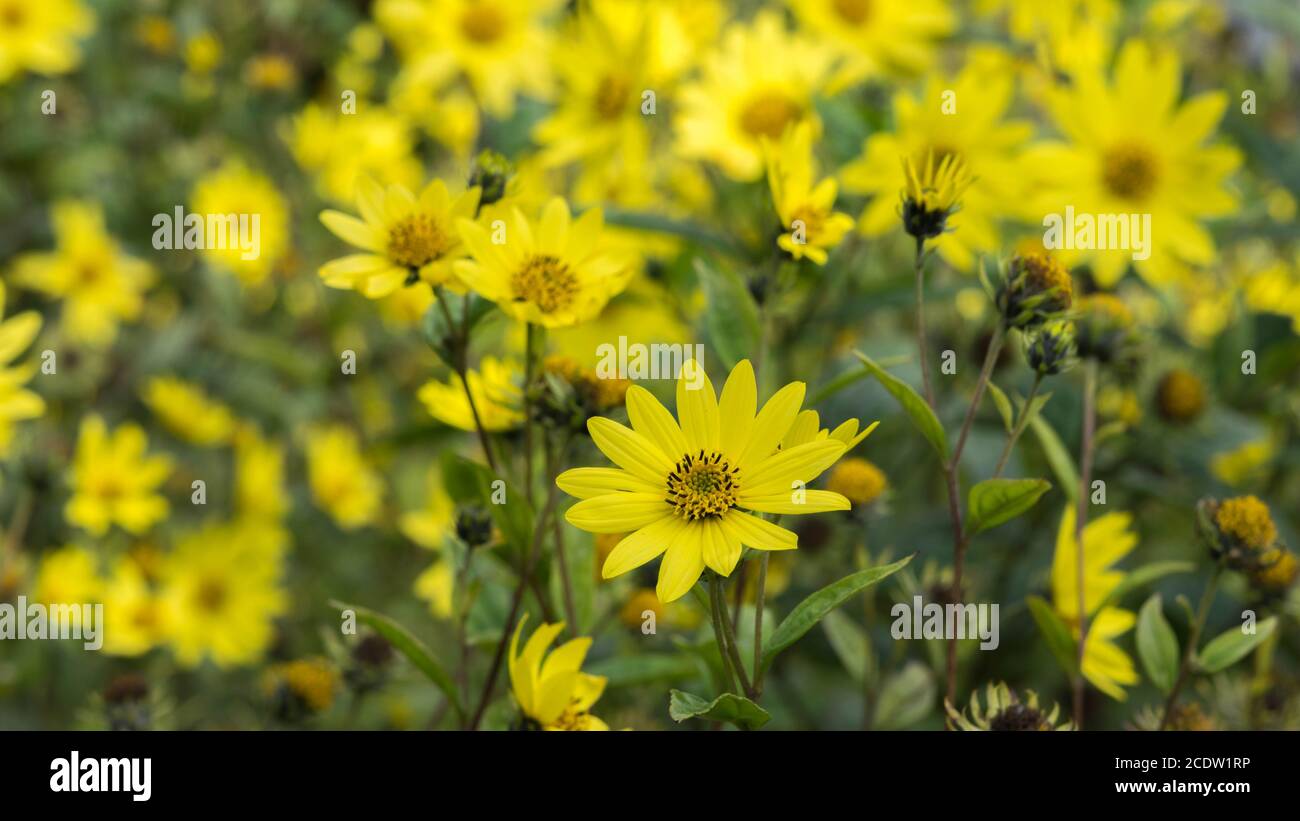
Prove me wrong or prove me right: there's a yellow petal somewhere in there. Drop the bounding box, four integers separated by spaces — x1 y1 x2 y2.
717 360 757 461
720 510 798 551
565 493 671 533
556 467 660 499
737 381 805 474
656 529 705 603
625 385 688 458
676 359 719 453
603 515 682 578
587 417 671 485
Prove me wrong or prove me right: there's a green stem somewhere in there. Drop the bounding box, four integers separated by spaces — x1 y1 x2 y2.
715 574 753 696
708 574 739 695
993 372 1044 479
751 552 770 699
948 324 1005 474
523 322 537 504
1072 359 1098 728
1159 565 1222 730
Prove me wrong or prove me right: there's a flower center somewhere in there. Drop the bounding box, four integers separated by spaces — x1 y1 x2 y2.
833 0 872 25
511 254 579 314
1 2 25 28
989 703 1049 731
594 74 631 120
739 91 802 140
1101 143 1159 202
666 450 739 520
460 3 506 44
387 214 450 269
195 578 228 613
788 205 826 239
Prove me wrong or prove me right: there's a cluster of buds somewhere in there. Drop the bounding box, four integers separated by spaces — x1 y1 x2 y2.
1197 495 1298 597
995 253 1074 331
1025 319 1077 376
534 355 630 432
1073 293 1140 367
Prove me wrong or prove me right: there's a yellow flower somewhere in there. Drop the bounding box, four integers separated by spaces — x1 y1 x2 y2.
455 197 630 328
975 0 1118 77
190 161 291 286
142 376 237 446
1026 39 1240 286
160 522 286 668
1051 506 1140 700
1210 438 1275 488
764 122 855 265
414 560 454 619
244 53 297 90
417 355 524 431
0 0 94 83
32 545 101 605
400 469 455 550
780 408 878 452
10 201 153 347
234 426 288 524
508 615 608 730
101 557 165 657
557 359 850 603
0 282 44 456
842 55 1022 265
375 0 561 117
305 425 384 530
65 415 171 536
675 11 832 181
286 103 422 203
184 32 221 75
785 0 953 87
1215 495 1276 550
826 458 887 506
319 176 481 299
265 658 339 713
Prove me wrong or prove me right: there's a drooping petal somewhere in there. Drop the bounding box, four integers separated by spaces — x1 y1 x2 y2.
556 467 660 499
719 510 798 551
700 518 742 576
565 493 671 533
602 515 682 578
737 381 805 474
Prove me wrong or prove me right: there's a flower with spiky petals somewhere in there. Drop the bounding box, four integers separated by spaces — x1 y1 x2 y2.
557 359 850 603
508 615 608 730
947 682 1073 730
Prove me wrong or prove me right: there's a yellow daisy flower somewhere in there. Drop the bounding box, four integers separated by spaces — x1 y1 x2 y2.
841 53 1031 268
305 425 384 530
764 122 856 265
675 11 832 181
10 201 153 347
319 176 482 299
142 376 237 446
0 0 94 84
101 557 165 657
785 0 953 87
0 281 45 457
508 615 608 730
65 415 172 537
286 103 422 203
1027 39 1241 286
454 197 630 328
32 545 101 605
557 359 850 603
1051 506 1140 700
417 355 524 431
190 161 291 286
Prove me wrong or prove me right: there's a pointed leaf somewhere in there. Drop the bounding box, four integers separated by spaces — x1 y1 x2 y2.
967 478 1051 535
853 351 947 460
668 689 770 729
1136 594 1180 694
1197 617 1277 673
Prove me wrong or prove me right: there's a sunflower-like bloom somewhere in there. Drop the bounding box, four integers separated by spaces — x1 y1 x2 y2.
997 252 1074 330
305 425 384 530
946 682 1073 730
826 458 887 506
1027 39 1241 286
287 103 422 203
319 177 482 299
455 198 630 328
190 161 290 286
32 544 101 606
0 281 44 456
0 0 94 84
418 355 524 432
785 0 952 87
65 416 172 537
142 376 237 447
764 122 855 265
898 150 974 241
10 201 153 348
100 556 165 657
508 616 608 730
675 11 832 181
557 359 850 603
234 426 288 525
1051 506 1140 700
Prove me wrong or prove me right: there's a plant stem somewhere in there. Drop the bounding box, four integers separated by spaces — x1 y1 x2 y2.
523 322 536 505
948 325 1004 474
1072 359 1098 728
435 288 498 474
708 574 739 695
1159 565 1222 730
751 552 770 699
993 373 1044 478
552 506 579 633
716 578 754 697
913 237 937 408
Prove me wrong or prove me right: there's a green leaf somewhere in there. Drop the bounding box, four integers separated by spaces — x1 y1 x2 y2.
329 600 463 722
586 654 700 687
852 350 947 460
668 689 770 729
1096 561 1196 611
874 662 935 730
1028 414 1078 502
551 530 595 633
1026 594 1077 677
821 609 868 682
987 382 1014 433
1136 594 1180 694
966 478 1051 535
761 554 913 672
696 258 761 369
1197 617 1277 673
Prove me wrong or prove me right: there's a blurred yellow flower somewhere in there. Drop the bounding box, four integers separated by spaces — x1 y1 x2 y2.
975 0 1117 76
286 103 422 203
455 197 631 328
826 457 887 506
142 376 237 446
400 469 455 550
306 425 383 530
558 359 849 602
842 54 1031 268
675 11 832 181
786 0 953 87
508 616 608 730
1211 438 1276 488
184 32 221 75
1027 39 1241 286
160 522 286 668
418 355 524 432
234 426 289 524
190 161 291 286
11 201 153 347
0 0 94 83
264 658 339 713
65 415 171 536
764 122 855 265
101 557 164 657
320 176 481 298
0 282 44 456
32 545 101 605
414 560 454 619
1051 506 1140 700
244 53 297 90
